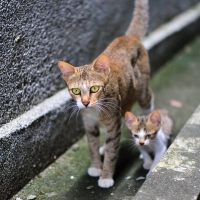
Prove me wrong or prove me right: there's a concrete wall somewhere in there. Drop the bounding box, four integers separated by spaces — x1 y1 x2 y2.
1 0 199 127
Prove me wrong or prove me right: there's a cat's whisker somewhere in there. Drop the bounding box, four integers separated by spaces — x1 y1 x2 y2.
66 106 79 127
97 104 112 119
94 104 103 117
75 107 81 126
97 100 121 116
104 101 122 110
99 98 122 111
126 139 138 150
65 103 77 113
100 104 112 119
102 103 121 114
100 97 118 103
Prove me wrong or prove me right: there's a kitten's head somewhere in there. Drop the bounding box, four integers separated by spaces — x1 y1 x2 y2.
125 111 161 146
58 54 110 109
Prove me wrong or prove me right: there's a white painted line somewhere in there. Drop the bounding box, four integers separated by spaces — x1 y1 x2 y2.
0 88 71 138
143 3 200 50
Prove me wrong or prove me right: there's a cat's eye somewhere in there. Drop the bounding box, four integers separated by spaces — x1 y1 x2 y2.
72 88 81 95
145 134 151 139
90 86 99 93
133 134 139 138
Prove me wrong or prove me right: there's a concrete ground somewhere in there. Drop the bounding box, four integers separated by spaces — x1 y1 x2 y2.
13 35 200 200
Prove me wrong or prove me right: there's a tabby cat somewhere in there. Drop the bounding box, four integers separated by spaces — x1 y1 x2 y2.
125 109 173 176
58 0 153 188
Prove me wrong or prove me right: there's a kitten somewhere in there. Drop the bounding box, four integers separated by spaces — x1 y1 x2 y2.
58 0 153 188
125 109 173 176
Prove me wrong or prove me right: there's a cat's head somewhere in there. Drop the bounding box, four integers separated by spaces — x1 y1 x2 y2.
125 111 161 146
58 54 110 109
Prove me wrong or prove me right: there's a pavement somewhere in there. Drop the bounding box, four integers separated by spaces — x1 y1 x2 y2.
13 35 200 200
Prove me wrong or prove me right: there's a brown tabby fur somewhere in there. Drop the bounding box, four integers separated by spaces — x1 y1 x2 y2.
58 0 153 188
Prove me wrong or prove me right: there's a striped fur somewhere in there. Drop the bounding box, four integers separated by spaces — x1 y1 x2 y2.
58 0 152 188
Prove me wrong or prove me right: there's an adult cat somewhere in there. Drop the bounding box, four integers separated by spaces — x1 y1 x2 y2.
58 0 153 188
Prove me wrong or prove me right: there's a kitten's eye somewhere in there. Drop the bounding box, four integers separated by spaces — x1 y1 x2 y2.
72 88 81 95
90 86 99 93
134 134 139 138
145 134 151 139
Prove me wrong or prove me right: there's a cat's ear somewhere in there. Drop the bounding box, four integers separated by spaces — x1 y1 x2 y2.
125 112 137 129
58 61 75 82
92 54 110 76
149 111 161 126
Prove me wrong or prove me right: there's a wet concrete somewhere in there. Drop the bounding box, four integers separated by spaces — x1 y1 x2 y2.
12 36 200 200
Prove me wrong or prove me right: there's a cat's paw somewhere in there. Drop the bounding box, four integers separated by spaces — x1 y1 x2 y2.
139 154 143 159
98 178 114 188
99 145 105 156
143 161 152 170
88 167 102 177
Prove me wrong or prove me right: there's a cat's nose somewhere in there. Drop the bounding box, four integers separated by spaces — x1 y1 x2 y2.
139 142 144 146
82 101 90 107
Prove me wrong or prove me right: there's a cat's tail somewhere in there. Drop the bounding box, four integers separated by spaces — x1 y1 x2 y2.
125 0 149 39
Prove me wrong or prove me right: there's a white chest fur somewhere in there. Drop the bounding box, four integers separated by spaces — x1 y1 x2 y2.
82 108 106 129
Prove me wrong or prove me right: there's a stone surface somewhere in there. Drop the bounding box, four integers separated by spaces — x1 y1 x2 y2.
0 0 199 126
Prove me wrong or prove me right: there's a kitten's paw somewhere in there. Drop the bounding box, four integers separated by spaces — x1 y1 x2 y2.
143 161 152 170
98 178 114 188
88 167 102 177
99 145 105 156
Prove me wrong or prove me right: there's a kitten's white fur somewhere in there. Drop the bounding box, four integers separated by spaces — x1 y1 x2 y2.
136 128 167 174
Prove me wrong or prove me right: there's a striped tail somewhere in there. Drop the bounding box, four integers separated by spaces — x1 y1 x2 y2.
125 0 149 39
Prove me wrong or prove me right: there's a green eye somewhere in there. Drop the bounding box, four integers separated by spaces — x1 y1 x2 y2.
72 88 81 95
90 86 99 93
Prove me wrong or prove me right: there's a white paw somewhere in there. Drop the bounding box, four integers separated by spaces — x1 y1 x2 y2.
139 154 143 159
88 167 102 177
99 145 105 156
143 161 152 170
98 178 114 188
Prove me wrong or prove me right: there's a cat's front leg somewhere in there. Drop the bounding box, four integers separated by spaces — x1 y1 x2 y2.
139 148 153 170
98 117 121 188
148 145 166 176
86 126 103 177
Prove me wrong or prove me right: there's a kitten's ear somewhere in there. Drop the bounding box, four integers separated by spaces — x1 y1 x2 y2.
149 111 161 126
58 61 75 82
93 54 110 76
125 112 137 129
